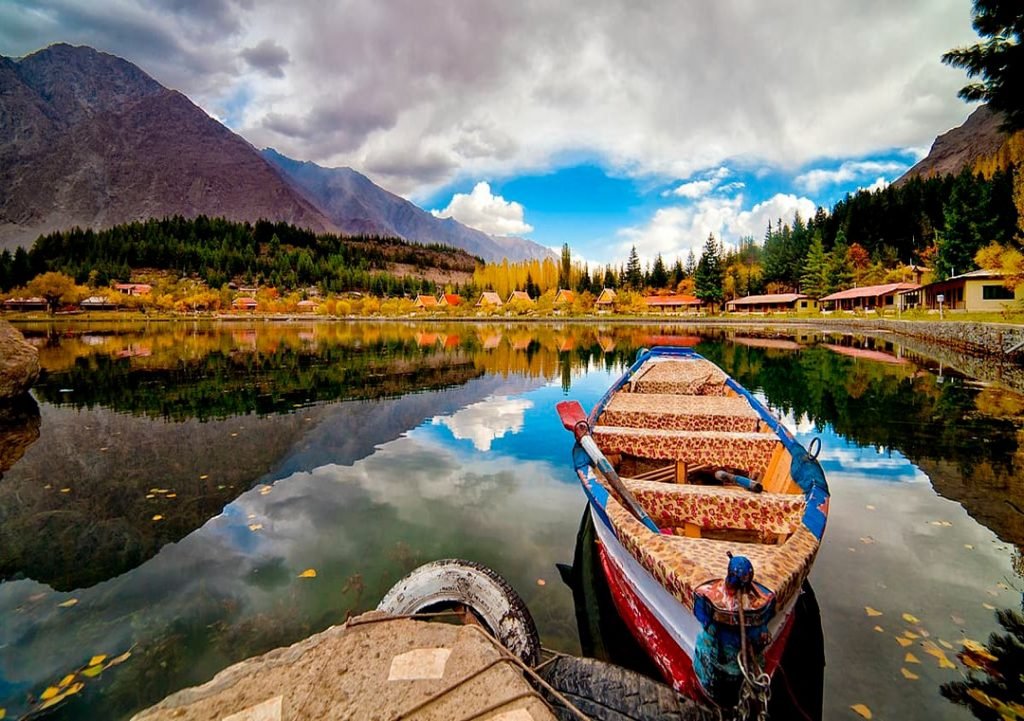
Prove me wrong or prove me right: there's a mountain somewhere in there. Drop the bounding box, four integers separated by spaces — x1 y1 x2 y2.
1 43 554 264
896 105 1024 184
261 149 555 262
0 44 334 251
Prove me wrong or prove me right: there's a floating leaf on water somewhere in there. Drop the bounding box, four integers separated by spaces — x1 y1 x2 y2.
865 606 883 617
0 706 5 718
905 652 920 664
58 674 75 688
859 537 875 545
60 488 71 493
80 665 103 678
896 637 913 647
152 515 163 521
259 485 272 495
951 614 966 625
900 667 919 680
199 474 209 480
902 613 920 624
88 655 106 667
104 649 132 668
929 520 953 527
99 447 108 452
903 630 920 640
298 568 317 578
964 544 974 550
922 641 957 669
873 625 884 633
166 493 177 499
962 639 998 662
58 598 78 608
248 524 263 532
865 504 876 510
983 602 996 610
230 432 238 437
996 582 1010 590
537 579 546 586
850 704 872 719
40 686 60 701
939 639 953 650
145 494 155 499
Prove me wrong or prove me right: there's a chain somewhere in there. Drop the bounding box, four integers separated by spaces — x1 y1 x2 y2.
731 589 772 721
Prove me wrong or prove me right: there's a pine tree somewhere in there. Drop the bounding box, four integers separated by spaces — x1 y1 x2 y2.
694 233 724 309
684 249 697 278
826 231 854 292
625 246 643 289
671 258 684 288
650 253 669 289
800 232 830 299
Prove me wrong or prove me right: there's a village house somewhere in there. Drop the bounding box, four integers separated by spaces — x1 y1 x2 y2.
726 293 816 313
2 297 48 311
296 299 318 313
80 296 119 310
818 282 919 312
643 294 703 313
438 293 462 307
506 290 534 304
554 289 575 304
231 297 258 311
594 288 617 309
413 295 438 310
476 291 503 307
908 269 1024 312
113 283 153 296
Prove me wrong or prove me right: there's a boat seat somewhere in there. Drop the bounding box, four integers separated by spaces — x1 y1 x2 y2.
622 478 805 535
628 359 730 396
593 426 779 480
604 493 819 612
600 393 761 433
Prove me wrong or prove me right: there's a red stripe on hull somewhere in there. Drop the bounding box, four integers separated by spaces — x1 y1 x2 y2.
597 539 796 704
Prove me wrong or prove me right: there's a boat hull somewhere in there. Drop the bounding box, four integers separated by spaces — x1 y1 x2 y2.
593 506 796 703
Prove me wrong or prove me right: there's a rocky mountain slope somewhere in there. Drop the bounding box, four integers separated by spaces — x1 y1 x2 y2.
896 105 1024 184
262 149 554 262
0 44 551 262
0 44 333 250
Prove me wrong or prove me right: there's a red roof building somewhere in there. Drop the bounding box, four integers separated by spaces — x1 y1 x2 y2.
438 293 462 307
554 289 575 304
726 293 816 313
819 283 919 311
643 294 702 312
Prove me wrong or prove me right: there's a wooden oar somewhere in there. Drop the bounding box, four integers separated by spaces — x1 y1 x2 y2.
556 400 660 533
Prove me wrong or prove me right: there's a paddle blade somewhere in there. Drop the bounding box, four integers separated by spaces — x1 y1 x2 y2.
556 400 588 432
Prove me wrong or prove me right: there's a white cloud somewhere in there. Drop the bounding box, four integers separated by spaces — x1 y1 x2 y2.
431 396 534 451
861 176 890 193
0 1 978 198
794 160 908 194
617 192 816 263
665 166 733 199
430 182 534 236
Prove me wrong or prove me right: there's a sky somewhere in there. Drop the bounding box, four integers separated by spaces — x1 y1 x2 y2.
0 0 983 265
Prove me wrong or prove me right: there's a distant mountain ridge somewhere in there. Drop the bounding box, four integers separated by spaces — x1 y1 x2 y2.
261 149 554 262
896 105 1024 185
0 43 552 263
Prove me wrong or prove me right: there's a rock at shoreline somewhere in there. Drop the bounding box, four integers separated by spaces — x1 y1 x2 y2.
0 320 40 398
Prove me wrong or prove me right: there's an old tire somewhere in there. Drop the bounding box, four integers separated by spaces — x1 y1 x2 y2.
377 559 541 666
537 656 707 721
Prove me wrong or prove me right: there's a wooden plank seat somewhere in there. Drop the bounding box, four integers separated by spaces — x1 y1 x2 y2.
629 359 730 396
622 478 805 535
600 393 761 433
592 426 780 480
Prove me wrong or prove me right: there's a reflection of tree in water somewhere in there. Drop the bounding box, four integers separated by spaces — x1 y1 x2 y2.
942 608 1024 721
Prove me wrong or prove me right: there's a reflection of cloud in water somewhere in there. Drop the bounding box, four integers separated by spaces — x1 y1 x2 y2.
430 396 534 451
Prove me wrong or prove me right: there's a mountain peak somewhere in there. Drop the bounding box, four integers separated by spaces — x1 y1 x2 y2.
896 105 1012 185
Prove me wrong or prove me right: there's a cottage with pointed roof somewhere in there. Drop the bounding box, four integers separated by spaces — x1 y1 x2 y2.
595 288 617 307
554 289 575 304
506 290 534 304
476 291 503 307
438 293 462 307
414 295 438 309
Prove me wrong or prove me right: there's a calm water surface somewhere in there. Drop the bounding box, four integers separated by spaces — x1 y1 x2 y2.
0 321 1021 720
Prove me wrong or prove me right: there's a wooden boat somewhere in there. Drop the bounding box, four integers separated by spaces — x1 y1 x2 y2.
557 346 829 707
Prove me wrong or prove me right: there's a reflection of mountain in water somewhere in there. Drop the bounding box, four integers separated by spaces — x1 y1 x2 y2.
0 351 499 591
707 343 1024 546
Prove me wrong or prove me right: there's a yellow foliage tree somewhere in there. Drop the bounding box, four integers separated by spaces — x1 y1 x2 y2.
27 272 84 313
976 242 1024 290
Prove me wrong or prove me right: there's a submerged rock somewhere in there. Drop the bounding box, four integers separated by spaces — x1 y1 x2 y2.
0 320 40 398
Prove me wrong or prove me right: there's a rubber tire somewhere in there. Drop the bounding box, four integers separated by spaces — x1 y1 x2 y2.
377 559 541 666
537 656 707 721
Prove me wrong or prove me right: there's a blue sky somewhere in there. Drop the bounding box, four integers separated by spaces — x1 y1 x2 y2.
0 0 980 266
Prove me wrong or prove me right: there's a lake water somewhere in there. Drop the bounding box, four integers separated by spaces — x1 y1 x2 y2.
1 320 1021 720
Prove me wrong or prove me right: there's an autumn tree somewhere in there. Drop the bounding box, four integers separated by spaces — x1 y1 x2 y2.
27 271 82 313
